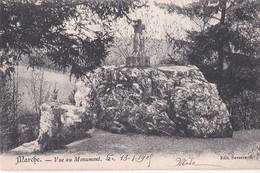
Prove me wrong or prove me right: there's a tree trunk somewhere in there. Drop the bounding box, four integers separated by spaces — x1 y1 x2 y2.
217 0 227 86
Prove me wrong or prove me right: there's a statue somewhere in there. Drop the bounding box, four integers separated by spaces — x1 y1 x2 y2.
132 19 145 56
126 19 150 67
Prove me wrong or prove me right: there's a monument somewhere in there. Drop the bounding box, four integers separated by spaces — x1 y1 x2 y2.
126 19 150 67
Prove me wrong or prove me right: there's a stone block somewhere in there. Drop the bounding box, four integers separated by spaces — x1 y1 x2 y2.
126 56 150 67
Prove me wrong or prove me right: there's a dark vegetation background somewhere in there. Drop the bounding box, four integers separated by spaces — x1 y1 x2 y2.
0 0 259 152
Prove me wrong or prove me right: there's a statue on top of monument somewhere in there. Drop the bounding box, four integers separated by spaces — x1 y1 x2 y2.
126 19 150 67
132 19 145 56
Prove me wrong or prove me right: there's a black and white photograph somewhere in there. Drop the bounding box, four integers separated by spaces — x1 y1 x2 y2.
0 0 260 170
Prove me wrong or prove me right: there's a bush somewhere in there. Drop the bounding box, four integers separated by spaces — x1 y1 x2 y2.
16 108 39 145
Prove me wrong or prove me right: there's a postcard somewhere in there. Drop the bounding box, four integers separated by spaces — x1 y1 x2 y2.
1 0 259 170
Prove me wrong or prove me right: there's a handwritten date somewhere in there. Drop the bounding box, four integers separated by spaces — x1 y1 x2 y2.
106 153 153 167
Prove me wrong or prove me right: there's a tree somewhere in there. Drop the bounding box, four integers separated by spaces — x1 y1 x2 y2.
26 70 51 117
0 0 147 78
0 69 20 151
157 0 260 98
0 0 147 151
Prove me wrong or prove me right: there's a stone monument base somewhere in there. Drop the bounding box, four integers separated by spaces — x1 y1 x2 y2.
126 56 150 67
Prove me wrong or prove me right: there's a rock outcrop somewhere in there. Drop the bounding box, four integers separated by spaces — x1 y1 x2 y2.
37 103 94 151
76 65 233 138
12 103 94 153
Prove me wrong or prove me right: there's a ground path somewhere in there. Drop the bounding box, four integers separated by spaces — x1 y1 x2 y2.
40 129 260 156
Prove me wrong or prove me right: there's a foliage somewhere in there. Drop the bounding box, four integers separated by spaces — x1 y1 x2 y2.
229 90 260 130
160 36 190 65
0 70 20 152
0 0 146 77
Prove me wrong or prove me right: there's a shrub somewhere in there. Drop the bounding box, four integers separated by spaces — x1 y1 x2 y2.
68 88 76 105
25 70 51 118
50 84 59 102
229 90 260 130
